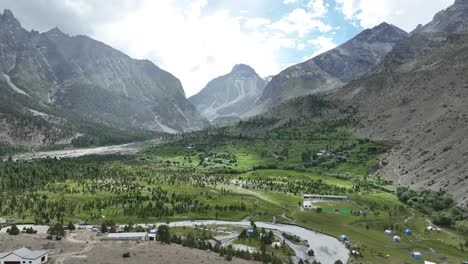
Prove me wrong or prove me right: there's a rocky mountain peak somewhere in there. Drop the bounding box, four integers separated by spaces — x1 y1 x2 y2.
189 64 266 122
1 9 21 28
45 27 68 37
356 22 408 43
231 64 256 76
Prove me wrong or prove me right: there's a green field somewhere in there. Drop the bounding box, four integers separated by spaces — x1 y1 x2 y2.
0 117 466 263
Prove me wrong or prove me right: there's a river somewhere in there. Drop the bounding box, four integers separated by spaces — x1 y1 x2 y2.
153 220 348 264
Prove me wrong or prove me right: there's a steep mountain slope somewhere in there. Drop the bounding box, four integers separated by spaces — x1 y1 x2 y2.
189 64 266 122
247 23 408 117
335 0 468 207
0 9 207 145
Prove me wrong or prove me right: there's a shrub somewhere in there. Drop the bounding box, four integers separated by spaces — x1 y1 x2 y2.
7 225 20 235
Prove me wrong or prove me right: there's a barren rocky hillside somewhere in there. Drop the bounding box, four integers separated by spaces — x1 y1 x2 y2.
335 0 468 207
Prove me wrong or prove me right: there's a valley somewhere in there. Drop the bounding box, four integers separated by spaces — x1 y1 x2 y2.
1 117 467 263
1 1 468 264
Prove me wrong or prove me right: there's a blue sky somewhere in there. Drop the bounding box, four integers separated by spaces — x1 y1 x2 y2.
1 0 454 96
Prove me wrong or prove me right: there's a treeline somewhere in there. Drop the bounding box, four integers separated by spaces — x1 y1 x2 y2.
243 175 350 196
397 187 465 226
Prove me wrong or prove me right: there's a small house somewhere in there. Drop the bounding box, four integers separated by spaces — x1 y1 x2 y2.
384 230 393 236
411 252 422 259
303 200 314 210
148 229 157 241
0 247 48 264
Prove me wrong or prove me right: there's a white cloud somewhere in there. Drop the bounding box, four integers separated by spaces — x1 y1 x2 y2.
335 0 453 32
297 43 306 50
283 0 298 4
308 36 337 57
243 17 271 29
93 0 292 97
270 8 332 37
306 0 328 18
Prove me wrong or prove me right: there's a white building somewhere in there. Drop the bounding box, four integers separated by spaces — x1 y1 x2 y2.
303 194 348 201
105 232 148 241
303 200 314 210
0 247 48 264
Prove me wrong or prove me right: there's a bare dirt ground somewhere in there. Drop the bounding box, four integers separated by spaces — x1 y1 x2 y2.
0 232 253 264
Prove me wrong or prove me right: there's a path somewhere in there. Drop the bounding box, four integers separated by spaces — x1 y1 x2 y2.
395 210 415 225
425 219 462 240
54 234 97 264
234 185 281 206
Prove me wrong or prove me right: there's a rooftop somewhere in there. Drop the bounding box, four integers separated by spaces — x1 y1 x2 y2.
0 247 48 260
107 232 148 238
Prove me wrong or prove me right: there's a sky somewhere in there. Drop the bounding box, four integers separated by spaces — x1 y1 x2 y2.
0 0 454 97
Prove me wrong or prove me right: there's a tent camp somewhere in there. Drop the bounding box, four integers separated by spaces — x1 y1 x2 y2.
340 234 348 241
384 230 393 236
405 229 412 235
393 236 401 242
411 252 422 259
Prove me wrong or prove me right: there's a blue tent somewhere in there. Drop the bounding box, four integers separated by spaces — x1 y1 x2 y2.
340 234 348 241
393 236 401 242
405 229 413 235
411 252 422 259
246 229 254 236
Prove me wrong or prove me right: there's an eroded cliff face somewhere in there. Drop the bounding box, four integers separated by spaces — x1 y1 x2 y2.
334 0 468 207
0 9 207 145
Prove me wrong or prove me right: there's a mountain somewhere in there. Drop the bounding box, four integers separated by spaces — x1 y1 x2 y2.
0 9 207 147
189 64 266 122
334 0 468 206
247 22 408 117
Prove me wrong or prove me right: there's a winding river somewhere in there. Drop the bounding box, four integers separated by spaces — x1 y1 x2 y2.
159 220 349 264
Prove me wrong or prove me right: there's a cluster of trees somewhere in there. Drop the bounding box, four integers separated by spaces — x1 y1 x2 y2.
242 175 349 196
153 224 298 263
6 224 20 235
5 225 38 235
0 156 252 223
397 187 465 226
70 121 158 148
47 223 65 240
238 222 275 246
